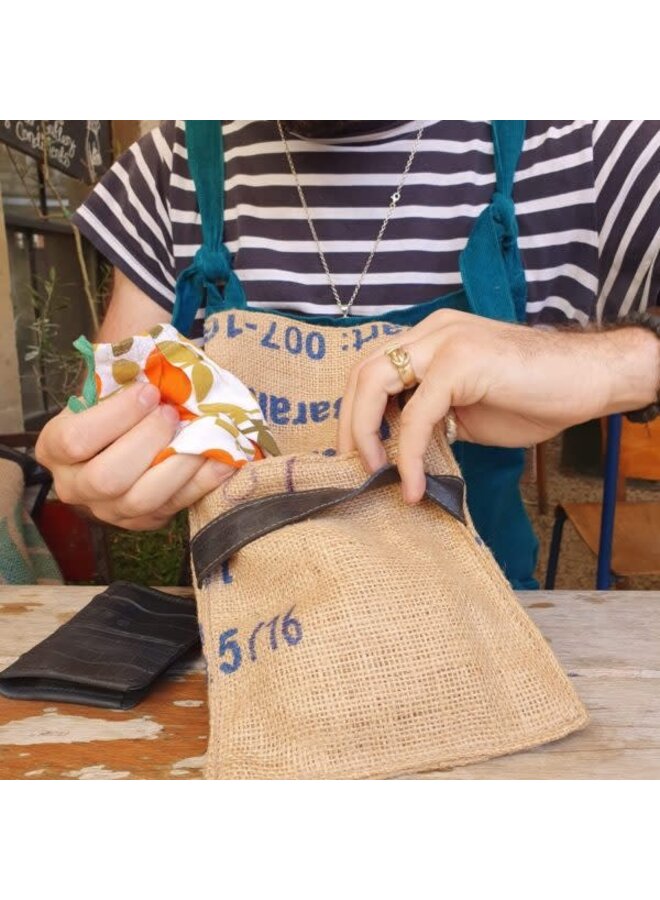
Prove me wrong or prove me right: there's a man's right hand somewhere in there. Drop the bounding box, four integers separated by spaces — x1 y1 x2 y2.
35 381 234 531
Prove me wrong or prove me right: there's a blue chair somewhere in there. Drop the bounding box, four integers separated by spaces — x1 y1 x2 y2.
545 414 660 589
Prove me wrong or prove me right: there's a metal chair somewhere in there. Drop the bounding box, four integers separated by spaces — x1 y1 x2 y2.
545 414 660 589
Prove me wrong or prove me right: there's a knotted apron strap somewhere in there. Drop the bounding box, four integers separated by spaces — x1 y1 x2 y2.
459 120 527 324
190 464 466 586
172 121 247 336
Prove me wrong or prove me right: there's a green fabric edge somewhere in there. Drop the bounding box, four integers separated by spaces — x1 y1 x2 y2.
67 335 98 413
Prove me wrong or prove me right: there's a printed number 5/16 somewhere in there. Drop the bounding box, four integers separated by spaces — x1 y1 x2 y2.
218 607 303 676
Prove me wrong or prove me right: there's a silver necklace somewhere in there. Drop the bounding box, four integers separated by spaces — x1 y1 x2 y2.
277 120 425 317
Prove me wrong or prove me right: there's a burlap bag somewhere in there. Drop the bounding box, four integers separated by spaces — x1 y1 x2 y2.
0 458 62 585
189 309 588 779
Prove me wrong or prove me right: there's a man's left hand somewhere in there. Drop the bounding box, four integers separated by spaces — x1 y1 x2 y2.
337 309 659 503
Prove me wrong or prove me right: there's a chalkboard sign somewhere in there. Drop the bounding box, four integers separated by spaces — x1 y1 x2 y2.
0 120 112 184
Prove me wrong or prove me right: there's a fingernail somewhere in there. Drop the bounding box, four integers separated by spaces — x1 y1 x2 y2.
401 482 418 505
138 383 160 408
366 451 387 473
160 404 180 424
211 461 231 478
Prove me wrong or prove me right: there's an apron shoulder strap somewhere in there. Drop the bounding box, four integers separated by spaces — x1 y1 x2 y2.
172 121 246 336
185 120 225 251
458 121 527 323
491 120 526 199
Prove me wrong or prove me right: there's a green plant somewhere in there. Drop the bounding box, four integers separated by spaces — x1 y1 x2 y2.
23 267 85 410
108 511 189 586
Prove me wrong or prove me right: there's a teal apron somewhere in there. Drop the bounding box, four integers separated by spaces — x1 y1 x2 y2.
172 120 539 589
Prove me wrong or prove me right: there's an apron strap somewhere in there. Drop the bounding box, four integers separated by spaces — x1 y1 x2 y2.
186 120 225 252
492 120 526 199
459 120 527 324
172 121 247 336
190 464 466 586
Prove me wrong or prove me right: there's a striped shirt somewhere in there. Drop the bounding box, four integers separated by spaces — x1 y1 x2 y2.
73 120 660 343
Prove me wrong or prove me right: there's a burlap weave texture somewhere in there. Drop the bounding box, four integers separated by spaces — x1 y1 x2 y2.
190 310 587 778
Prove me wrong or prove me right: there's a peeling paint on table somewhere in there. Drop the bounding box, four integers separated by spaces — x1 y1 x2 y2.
64 764 131 780
171 754 207 776
0 710 163 746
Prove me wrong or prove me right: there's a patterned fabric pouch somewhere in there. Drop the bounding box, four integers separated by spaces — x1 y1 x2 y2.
67 323 279 466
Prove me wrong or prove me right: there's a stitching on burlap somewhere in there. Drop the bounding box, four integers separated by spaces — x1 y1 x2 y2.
193 457 378 543
197 480 395 583
194 465 463 546
193 485 341 543
196 468 465 583
193 487 336 540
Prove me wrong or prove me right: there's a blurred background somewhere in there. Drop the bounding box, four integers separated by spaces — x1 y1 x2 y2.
0 121 186 587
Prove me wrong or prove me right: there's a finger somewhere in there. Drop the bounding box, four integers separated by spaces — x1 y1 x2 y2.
338 336 402 454
338 352 391 455
397 368 453 504
350 354 404 472
113 454 231 520
338 313 460 454
74 404 180 503
351 332 442 474
37 382 161 466
48 461 84 505
337 363 361 454
111 453 206 519
160 458 235 514
113 454 236 529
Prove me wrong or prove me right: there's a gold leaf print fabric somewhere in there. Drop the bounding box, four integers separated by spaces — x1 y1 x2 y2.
68 324 279 468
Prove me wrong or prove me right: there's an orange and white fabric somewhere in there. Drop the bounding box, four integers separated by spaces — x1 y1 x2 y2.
69 323 279 468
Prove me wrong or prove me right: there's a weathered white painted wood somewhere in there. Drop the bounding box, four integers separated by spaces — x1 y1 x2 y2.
0 709 163 746
1 587 658 779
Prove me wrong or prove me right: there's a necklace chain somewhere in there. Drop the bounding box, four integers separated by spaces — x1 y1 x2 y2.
277 121 425 317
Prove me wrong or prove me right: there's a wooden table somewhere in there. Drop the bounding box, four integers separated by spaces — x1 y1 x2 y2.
1 586 658 779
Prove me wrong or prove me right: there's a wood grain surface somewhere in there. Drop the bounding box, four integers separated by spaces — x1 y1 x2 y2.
1 586 658 779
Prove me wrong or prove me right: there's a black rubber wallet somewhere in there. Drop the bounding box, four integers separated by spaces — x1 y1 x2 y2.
0 581 201 709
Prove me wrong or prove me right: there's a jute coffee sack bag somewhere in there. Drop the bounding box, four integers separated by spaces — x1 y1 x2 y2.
189 309 588 779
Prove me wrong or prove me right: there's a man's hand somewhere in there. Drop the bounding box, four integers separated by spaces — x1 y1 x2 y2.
35 383 233 530
338 309 660 504
35 267 233 530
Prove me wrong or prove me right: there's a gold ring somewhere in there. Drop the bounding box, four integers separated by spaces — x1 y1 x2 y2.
445 409 458 445
384 344 417 389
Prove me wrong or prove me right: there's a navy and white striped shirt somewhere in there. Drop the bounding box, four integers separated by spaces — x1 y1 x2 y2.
73 120 660 343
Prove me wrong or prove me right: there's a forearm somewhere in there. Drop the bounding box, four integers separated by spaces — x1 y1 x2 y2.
513 322 660 430
584 325 660 419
